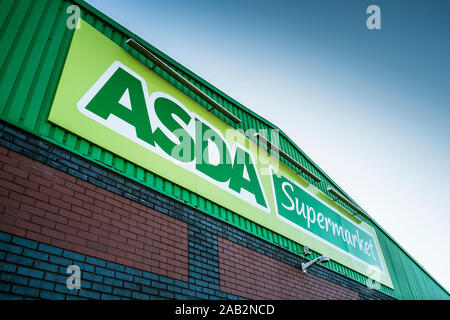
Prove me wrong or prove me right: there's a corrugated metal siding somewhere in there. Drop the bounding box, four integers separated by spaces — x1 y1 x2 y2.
0 0 448 299
376 228 448 299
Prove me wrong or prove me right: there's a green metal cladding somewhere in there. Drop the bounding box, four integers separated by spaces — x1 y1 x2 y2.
0 0 448 299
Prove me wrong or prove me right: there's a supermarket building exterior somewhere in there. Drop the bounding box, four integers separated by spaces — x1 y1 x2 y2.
0 0 448 300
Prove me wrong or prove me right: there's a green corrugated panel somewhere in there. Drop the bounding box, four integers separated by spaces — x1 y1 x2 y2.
0 0 448 299
376 228 447 299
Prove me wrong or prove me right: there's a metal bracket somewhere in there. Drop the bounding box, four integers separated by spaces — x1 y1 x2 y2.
126 38 241 124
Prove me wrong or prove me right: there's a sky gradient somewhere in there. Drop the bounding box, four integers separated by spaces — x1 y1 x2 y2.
85 0 450 292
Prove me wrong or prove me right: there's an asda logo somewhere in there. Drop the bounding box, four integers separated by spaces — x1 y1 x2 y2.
77 62 269 211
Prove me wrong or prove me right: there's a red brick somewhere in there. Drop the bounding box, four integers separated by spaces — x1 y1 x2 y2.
3 163 29 179
15 219 41 233
82 202 102 215
52 169 76 184
106 246 126 258
108 232 127 244
118 242 135 253
72 205 92 218
143 231 160 243
135 248 153 259
13 152 33 167
0 179 25 194
0 169 15 182
98 236 118 247
52 185 74 197
99 222 118 234
128 225 144 237
125 251 142 263
78 229 98 242
93 199 113 211
10 191 35 206
20 203 45 217
80 216 100 228
122 204 139 216
49 197 70 210
0 196 20 209
110 207 128 218
135 261 155 271
127 238 144 250
141 257 159 268
31 215 56 229
113 194 130 206
76 179 96 191
0 186 9 197
94 213 110 225
59 208 81 221
24 188 49 203
0 221 26 237
44 211 68 225
115 256 131 267
110 219 128 230
62 194 82 207
45 173 67 187
130 213 146 225
0 153 19 166
40 186 62 199
119 229 137 240
86 240 106 252
103 196 123 208
95 251 116 263
65 233 88 246
150 267 167 278
154 215 169 227
14 176 39 190
85 189 105 202
28 161 54 174
29 173 52 188
64 181 85 194
130 201 147 212
51 238 75 251
89 226 108 238
4 206 31 220
0 146 189 281
26 230 51 244
68 219 89 232
218 237 360 300
42 227 65 241
73 245 96 257
36 200 59 214
120 216 137 227
74 192 93 205
55 222 78 235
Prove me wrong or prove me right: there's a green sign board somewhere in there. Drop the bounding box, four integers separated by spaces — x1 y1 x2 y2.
272 173 383 271
48 19 393 288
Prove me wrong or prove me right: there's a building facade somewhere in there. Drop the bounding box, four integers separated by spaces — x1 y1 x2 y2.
0 0 448 300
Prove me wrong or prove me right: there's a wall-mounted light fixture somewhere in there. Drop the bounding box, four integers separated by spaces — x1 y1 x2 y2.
301 256 330 273
327 187 372 221
254 133 321 182
303 246 311 256
126 38 242 124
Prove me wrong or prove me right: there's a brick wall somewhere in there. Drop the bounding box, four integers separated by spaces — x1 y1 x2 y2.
0 231 190 300
0 121 394 300
0 145 188 282
218 238 359 300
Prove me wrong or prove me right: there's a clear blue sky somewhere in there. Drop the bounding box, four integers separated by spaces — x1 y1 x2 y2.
85 0 450 292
